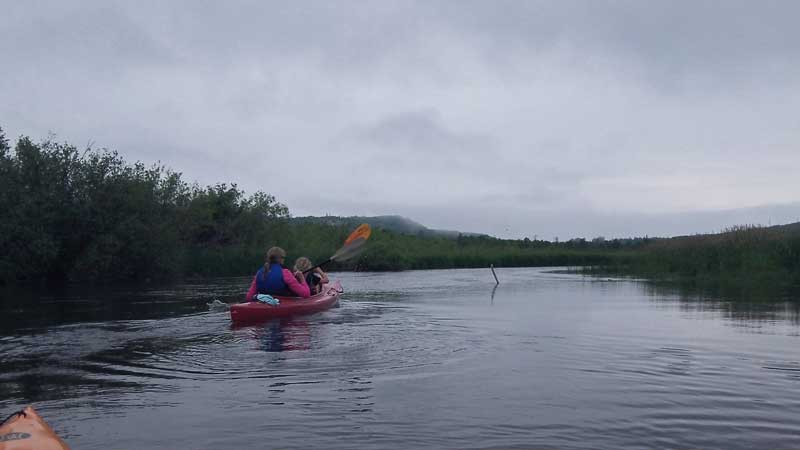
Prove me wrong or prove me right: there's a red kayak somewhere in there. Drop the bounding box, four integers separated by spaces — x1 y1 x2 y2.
231 281 343 324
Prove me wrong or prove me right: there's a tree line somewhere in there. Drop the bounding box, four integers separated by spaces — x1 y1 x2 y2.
2 126 798 290
0 127 292 284
0 127 639 285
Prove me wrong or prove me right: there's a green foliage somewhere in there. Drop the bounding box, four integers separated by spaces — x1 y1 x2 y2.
0 130 288 284
313 228 625 272
0 128 641 284
591 225 800 289
2 126 798 289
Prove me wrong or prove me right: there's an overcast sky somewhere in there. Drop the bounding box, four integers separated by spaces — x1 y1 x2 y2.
2 1 799 238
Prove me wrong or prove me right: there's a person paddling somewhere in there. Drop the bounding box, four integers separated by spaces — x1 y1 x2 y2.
245 247 310 301
294 257 329 295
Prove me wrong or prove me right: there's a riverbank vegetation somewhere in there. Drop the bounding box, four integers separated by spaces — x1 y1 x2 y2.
591 224 800 290
1 127 798 289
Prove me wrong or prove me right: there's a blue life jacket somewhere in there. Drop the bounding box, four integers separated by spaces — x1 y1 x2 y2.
255 263 291 296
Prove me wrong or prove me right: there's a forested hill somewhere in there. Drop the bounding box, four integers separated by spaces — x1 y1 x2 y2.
291 215 488 239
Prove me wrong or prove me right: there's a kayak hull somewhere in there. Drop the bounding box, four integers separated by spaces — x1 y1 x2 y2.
230 281 342 324
0 406 69 450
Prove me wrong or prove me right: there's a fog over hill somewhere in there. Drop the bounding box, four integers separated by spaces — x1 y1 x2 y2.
295 202 800 241
291 215 489 239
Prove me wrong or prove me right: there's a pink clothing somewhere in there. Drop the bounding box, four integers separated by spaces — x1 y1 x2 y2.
245 267 310 301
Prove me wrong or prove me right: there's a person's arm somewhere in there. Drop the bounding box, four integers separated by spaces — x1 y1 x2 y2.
245 276 257 301
283 268 310 298
315 268 329 284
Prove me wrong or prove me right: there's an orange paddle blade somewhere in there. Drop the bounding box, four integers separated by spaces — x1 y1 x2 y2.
344 224 371 245
332 236 367 261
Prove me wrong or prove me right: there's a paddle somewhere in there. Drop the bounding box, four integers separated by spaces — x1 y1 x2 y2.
303 223 372 274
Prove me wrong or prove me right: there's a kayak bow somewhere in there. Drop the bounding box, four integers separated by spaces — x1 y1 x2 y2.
0 407 69 450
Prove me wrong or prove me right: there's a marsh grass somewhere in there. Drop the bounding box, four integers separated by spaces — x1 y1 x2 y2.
587 225 800 292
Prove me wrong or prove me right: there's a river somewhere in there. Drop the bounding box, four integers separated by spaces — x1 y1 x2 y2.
2 268 800 449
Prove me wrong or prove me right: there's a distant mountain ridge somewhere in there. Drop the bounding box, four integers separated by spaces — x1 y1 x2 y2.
291 215 489 239
292 214 800 242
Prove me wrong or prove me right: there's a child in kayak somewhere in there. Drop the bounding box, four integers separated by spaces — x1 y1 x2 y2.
245 247 310 301
293 257 329 295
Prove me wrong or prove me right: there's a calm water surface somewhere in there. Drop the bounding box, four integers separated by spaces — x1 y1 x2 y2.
2 268 800 449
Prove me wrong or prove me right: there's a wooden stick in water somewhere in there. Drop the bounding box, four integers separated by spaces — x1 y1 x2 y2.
490 264 499 285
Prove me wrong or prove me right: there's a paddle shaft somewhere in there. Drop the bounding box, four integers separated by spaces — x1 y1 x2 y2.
303 258 332 275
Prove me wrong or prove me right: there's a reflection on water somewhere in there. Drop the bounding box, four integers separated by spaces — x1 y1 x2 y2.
1 268 800 450
250 320 313 352
640 279 800 325
0 278 248 332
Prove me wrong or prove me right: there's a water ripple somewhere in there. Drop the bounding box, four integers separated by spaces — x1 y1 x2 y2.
2 269 800 450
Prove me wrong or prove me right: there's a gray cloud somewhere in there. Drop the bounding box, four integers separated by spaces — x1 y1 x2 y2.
356 110 491 154
2 1 799 238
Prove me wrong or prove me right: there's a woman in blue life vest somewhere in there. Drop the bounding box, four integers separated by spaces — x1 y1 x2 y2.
245 247 310 301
